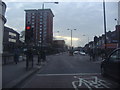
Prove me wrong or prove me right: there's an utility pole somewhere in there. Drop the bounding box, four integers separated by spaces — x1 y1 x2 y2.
67 29 76 48
103 0 107 57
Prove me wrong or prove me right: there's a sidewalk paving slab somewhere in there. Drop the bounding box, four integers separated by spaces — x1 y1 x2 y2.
4 67 40 88
2 56 43 89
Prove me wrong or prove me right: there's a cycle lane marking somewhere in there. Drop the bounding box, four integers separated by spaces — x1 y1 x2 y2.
72 75 112 90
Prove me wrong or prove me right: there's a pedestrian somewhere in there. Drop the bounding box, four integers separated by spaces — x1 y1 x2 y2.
89 49 93 61
92 52 95 61
37 49 41 65
25 47 34 69
14 48 19 64
41 50 46 62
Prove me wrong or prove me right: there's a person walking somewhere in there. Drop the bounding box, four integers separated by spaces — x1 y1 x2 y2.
25 47 34 69
43 50 46 62
37 49 41 65
89 49 93 61
14 48 19 64
41 50 46 62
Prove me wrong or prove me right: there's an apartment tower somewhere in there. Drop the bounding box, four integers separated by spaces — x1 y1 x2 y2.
25 9 54 46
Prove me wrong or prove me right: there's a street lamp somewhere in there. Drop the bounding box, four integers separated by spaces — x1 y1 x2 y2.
41 2 59 49
103 0 107 57
39 2 59 63
67 29 76 48
42 2 59 9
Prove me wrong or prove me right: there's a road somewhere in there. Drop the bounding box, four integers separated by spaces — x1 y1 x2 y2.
18 52 119 89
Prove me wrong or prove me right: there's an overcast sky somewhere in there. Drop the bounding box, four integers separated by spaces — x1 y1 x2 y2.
3 0 118 47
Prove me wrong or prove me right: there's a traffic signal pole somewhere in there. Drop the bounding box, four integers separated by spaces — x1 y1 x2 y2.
25 23 34 70
40 3 44 64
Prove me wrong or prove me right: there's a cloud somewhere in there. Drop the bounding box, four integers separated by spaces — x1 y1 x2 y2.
55 35 79 41
4 1 117 47
14 3 24 9
3 0 119 2
54 35 80 46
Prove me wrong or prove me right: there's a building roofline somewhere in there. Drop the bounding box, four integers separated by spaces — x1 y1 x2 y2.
2 1 7 8
24 9 54 17
38 9 54 17
24 9 37 12
4 26 20 35
0 14 7 23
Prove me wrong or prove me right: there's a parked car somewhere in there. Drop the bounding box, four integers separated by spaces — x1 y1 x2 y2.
101 48 120 81
73 51 79 55
80 51 86 56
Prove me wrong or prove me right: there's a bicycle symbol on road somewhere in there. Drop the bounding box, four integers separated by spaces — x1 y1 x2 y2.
72 76 111 90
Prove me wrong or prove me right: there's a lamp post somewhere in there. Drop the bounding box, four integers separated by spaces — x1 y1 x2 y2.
42 2 58 9
103 0 107 57
67 29 76 48
41 2 59 48
67 29 76 56
40 2 58 63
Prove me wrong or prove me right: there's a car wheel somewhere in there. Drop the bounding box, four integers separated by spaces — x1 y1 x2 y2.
101 66 107 77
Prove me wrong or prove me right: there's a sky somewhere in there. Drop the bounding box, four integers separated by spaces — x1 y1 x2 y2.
3 0 118 47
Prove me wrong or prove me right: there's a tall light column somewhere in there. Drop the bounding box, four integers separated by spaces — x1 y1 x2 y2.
41 2 59 48
67 29 76 48
103 0 107 56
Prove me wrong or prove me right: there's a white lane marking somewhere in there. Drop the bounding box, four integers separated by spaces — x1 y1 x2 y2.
72 80 92 90
72 81 79 90
97 80 111 88
72 76 111 90
83 81 92 90
36 73 101 76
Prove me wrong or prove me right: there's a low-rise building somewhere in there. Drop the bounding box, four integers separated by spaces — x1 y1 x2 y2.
84 26 119 54
3 26 20 53
53 40 65 48
52 40 66 52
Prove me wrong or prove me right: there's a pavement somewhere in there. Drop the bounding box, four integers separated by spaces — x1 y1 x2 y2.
2 55 46 89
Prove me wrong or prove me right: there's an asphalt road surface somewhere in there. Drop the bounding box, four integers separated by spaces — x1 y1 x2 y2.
18 52 120 89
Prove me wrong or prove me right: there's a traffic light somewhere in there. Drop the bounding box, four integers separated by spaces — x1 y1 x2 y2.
26 26 31 30
25 24 33 44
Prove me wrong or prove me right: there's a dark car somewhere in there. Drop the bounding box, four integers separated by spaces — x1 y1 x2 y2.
101 48 120 81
